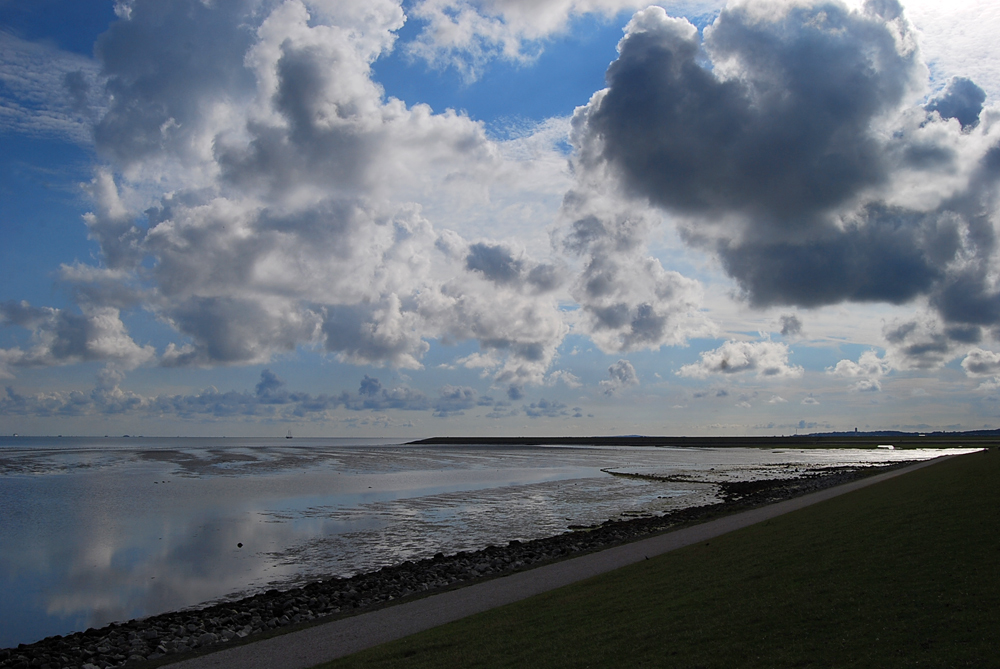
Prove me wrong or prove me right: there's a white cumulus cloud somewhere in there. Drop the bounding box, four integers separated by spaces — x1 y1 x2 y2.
0 0 717 392
678 340 803 379
599 358 639 395
0 0 588 387
828 349 891 392
961 348 1000 377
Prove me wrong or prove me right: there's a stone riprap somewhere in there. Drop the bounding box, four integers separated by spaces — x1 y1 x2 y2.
0 463 915 669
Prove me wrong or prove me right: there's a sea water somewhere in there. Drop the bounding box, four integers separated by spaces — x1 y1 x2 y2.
0 437 977 648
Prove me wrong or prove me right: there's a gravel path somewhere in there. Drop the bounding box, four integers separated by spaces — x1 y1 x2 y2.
166 456 949 669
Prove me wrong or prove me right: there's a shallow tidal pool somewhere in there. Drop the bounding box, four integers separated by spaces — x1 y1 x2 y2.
0 436 976 647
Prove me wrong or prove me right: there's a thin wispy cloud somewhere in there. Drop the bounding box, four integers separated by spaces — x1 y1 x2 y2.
0 31 105 142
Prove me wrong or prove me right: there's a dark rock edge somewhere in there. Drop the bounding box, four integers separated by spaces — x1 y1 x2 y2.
0 461 918 669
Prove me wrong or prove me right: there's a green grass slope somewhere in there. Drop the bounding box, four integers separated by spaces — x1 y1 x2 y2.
318 451 999 668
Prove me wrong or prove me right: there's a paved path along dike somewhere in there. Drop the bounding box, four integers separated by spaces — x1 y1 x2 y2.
168 457 950 669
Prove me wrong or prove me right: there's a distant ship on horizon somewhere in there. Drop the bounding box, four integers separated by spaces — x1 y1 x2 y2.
286 429 293 439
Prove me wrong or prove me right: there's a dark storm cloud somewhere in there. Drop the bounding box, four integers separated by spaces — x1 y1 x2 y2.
359 375 381 397
944 325 982 345
926 77 986 130
779 315 802 337
586 2 913 223
466 243 524 284
882 319 954 368
717 204 953 307
930 265 1000 326
465 242 564 294
572 0 1000 347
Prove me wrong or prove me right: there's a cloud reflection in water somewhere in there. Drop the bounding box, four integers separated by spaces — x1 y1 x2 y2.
0 438 975 647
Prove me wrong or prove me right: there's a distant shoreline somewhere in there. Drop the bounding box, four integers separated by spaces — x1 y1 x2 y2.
5 429 1000 443
409 434 1000 448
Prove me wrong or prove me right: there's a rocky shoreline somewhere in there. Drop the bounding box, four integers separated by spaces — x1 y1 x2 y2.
0 461 916 669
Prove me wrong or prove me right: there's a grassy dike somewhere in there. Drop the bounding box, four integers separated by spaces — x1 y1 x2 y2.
317 451 999 668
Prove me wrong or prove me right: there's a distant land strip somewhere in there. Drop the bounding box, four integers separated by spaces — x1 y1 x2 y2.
409 433 1000 448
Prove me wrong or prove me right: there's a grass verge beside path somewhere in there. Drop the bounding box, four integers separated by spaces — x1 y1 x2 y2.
318 451 999 668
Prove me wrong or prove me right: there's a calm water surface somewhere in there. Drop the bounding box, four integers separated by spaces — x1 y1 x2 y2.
0 436 977 647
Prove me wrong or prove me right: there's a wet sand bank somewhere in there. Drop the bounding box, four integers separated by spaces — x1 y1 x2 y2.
0 460 919 669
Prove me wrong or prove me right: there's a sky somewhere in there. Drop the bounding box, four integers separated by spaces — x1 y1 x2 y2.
2 0 1000 438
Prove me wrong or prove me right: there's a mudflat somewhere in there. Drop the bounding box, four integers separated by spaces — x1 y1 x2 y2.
163 458 948 669
319 449 998 668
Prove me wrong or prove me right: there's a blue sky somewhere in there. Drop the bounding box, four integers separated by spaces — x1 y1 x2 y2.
2 0 1000 437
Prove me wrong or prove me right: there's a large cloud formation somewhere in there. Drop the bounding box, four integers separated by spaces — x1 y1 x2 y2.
0 301 154 377
572 0 1000 365
0 0 729 405
7 0 1000 415
4 0 605 389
